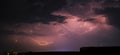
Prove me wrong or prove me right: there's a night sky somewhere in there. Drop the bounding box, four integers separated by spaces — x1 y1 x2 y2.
0 0 120 52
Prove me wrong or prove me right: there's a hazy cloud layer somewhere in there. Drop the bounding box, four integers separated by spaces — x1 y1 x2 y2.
0 0 120 52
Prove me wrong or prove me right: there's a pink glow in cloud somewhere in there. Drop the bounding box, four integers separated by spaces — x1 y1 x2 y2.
3 0 120 52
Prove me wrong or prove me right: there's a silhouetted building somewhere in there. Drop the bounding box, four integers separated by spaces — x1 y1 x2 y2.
80 46 120 55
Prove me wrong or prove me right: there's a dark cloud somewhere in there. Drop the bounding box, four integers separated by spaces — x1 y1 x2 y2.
0 0 120 52
0 0 67 24
104 8 120 29
0 29 46 37
96 7 120 29
81 1 119 29
1 0 119 25
82 0 120 29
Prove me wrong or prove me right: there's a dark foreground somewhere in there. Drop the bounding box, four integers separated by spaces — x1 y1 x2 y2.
1 47 120 55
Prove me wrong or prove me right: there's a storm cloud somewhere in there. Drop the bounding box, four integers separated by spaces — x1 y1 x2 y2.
0 0 120 52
